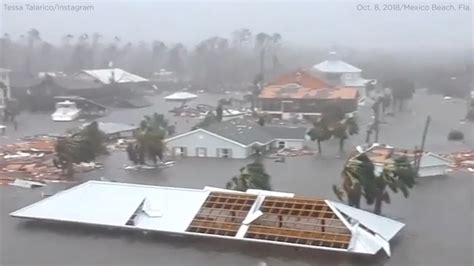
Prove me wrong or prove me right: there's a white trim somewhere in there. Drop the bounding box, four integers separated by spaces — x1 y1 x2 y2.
165 128 247 148
165 129 305 149
325 200 352 230
424 152 453 164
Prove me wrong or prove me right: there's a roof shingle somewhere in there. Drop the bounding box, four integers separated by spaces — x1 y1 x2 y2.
204 118 307 146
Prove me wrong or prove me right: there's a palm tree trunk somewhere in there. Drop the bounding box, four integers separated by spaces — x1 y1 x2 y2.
317 140 322 154
374 197 383 215
66 160 74 179
373 188 385 214
339 138 344 153
365 129 372 143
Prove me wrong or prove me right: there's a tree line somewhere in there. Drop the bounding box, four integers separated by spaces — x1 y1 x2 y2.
1 28 470 95
0 29 287 90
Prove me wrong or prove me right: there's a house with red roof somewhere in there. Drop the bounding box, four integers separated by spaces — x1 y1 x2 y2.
258 68 359 120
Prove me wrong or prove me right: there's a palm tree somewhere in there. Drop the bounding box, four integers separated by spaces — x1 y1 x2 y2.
192 113 218 130
127 113 169 165
53 135 96 178
255 32 271 83
151 40 167 73
307 117 331 154
135 130 165 165
0 33 11 67
226 159 271 191
25 28 41 74
78 121 108 156
166 43 185 76
335 154 376 208
307 110 359 154
333 116 359 153
54 137 79 178
216 103 223 122
373 156 416 214
334 154 416 214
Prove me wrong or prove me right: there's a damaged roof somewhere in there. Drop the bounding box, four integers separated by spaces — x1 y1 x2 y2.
259 67 358 100
259 85 358 100
268 69 329 89
9 71 43 88
74 68 148 84
10 181 405 256
359 143 452 166
202 118 307 146
52 76 103 90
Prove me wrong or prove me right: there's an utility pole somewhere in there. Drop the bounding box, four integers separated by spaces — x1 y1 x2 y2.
415 115 431 175
372 97 381 143
374 109 380 143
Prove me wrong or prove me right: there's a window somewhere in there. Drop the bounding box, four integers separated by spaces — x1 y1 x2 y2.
278 141 285 149
219 148 231 158
175 147 186 157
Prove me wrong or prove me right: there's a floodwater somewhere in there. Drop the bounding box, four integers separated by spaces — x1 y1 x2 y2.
1 91 473 265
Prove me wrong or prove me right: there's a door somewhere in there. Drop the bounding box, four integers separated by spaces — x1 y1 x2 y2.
196 147 207 157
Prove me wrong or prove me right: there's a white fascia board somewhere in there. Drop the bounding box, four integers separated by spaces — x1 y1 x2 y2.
328 200 405 241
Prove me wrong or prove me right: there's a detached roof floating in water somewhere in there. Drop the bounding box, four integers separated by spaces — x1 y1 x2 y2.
10 181 404 257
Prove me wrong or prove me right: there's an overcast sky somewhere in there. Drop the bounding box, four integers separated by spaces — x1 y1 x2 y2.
1 0 472 50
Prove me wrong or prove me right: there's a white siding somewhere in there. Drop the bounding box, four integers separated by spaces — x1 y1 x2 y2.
375 162 449 177
165 130 248 159
418 165 449 177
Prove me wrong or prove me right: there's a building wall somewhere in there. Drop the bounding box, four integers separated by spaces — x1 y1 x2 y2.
0 69 11 107
165 130 248 159
260 98 358 117
375 160 449 177
418 165 449 177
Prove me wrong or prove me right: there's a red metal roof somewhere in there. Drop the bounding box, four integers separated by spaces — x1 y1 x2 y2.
260 68 358 100
269 69 329 89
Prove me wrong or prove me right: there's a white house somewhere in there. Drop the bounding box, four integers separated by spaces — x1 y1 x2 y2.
312 52 374 99
358 143 453 177
0 68 11 112
165 118 308 159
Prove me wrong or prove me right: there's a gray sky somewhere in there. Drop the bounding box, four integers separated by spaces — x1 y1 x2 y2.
1 0 472 50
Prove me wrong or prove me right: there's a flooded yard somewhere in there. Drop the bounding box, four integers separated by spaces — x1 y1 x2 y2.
1 92 473 265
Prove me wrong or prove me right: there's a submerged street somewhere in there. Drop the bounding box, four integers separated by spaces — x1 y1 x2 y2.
1 91 473 265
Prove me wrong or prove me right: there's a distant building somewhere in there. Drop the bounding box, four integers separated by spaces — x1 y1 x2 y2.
81 122 137 140
9 69 152 110
71 68 153 106
9 72 68 111
165 118 308 159
358 143 453 177
0 68 11 113
72 68 149 85
259 69 359 120
151 69 179 83
312 51 374 98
